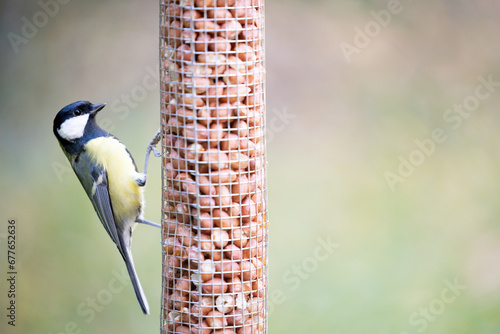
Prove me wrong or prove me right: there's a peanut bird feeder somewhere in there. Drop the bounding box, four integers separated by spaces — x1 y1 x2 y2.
160 0 268 333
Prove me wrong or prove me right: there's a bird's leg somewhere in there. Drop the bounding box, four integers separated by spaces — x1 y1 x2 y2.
141 128 162 185
136 218 161 228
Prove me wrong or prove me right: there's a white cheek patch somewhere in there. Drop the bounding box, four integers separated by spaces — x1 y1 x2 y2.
57 114 89 140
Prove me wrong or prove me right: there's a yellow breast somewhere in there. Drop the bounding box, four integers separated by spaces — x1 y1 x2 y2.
85 137 143 224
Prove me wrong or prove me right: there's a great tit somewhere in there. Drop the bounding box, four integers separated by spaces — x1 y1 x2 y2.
53 100 161 314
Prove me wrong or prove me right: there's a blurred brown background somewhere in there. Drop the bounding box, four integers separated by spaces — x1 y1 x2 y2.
1 0 500 333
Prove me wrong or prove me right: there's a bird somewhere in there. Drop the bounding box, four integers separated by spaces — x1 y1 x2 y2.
53 100 162 314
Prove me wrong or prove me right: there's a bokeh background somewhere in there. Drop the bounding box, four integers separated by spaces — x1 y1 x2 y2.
1 0 500 333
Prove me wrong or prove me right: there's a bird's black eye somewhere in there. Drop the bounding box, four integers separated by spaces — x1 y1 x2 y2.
74 109 82 116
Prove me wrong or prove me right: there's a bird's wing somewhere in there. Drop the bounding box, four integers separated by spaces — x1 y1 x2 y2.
71 151 149 314
71 152 124 258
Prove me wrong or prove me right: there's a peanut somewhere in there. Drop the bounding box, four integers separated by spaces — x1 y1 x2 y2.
174 325 191 334
211 229 230 248
191 296 214 315
215 294 235 313
214 186 232 207
242 238 258 259
202 278 228 295
207 169 238 183
210 102 233 119
216 0 236 6
235 43 255 62
231 228 249 248
223 243 242 261
201 149 229 170
240 197 257 223
240 260 257 281
209 36 232 52
214 260 241 279
198 175 216 195
182 9 202 28
183 122 209 141
226 309 247 326
195 0 215 8
176 44 194 62
221 85 251 104
226 276 250 294
229 151 249 170
220 133 240 152
207 9 233 22
223 68 246 85
175 107 195 123
212 209 237 228
195 33 212 52
205 310 227 328
194 19 219 32
214 329 236 334
219 19 243 40
199 259 216 281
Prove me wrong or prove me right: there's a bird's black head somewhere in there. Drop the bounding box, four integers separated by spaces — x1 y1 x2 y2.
53 101 107 154
53 101 106 142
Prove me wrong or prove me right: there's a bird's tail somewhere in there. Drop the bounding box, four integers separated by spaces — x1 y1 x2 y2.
120 236 150 315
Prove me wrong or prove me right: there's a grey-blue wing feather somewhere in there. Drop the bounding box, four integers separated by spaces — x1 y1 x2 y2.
118 227 150 314
71 152 124 257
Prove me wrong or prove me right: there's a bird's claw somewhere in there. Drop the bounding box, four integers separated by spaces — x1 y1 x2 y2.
152 146 161 157
143 128 162 177
146 129 162 156
148 128 162 148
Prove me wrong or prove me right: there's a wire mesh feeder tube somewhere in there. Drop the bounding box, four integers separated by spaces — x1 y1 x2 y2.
160 1 267 333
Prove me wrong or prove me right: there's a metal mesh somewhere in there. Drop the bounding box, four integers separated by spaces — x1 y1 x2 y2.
160 1 267 333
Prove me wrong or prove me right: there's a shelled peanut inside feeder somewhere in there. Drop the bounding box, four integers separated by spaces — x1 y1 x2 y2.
160 0 267 333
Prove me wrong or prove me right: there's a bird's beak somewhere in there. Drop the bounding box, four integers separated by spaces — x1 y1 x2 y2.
91 103 106 115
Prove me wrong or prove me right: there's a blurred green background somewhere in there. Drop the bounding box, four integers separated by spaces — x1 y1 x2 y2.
1 0 500 333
